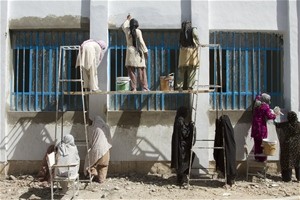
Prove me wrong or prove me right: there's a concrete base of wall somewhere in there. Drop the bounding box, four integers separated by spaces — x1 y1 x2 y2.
0 162 8 179
1 160 281 180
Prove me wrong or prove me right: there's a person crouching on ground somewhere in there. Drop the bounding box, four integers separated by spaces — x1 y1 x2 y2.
84 115 112 183
56 134 80 193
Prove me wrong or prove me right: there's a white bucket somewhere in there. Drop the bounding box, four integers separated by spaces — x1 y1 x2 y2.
116 77 130 91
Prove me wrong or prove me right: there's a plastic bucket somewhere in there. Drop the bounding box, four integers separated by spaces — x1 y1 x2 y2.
116 77 130 91
160 73 174 91
262 139 277 156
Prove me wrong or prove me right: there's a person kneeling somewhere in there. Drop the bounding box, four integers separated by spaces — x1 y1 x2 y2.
84 116 112 183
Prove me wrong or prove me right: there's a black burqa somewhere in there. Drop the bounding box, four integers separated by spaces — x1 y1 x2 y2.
214 115 236 186
171 106 194 184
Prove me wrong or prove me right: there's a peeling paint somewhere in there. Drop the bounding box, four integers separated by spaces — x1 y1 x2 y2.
9 15 89 30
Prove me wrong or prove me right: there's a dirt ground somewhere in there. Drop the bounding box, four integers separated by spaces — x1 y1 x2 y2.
1 172 300 200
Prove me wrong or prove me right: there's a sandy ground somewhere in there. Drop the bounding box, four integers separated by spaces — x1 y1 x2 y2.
1 172 300 200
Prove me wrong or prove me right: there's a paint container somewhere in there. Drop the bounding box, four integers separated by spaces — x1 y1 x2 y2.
160 73 174 91
116 77 130 91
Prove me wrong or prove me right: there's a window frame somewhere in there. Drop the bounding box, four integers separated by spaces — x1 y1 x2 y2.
10 30 90 111
209 31 284 110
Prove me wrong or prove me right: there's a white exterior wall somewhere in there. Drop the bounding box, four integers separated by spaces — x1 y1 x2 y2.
8 1 88 18
210 1 287 31
1 0 300 170
0 1 9 166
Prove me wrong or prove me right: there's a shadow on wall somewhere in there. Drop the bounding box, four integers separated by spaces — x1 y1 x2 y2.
232 110 253 161
232 108 282 161
5 111 86 175
109 111 172 174
5 112 56 174
208 110 253 161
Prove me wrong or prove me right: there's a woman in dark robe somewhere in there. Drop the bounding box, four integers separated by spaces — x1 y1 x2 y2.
275 111 300 182
171 106 194 185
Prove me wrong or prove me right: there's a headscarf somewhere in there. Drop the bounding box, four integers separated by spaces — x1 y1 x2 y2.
97 40 107 51
253 93 271 108
180 21 194 47
260 93 271 105
57 135 76 156
129 18 139 48
287 111 300 136
84 115 112 176
287 111 298 123
56 134 79 177
182 21 192 42
91 115 110 136
175 106 188 121
96 40 107 61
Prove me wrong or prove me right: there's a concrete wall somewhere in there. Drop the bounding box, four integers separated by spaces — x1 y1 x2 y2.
1 0 299 176
0 0 9 178
210 1 288 31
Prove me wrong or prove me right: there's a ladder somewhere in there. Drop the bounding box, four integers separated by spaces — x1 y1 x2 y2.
187 44 226 186
55 45 92 183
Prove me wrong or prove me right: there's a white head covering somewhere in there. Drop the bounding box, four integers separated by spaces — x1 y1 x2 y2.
57 134 76 156
97 40 107 51
84 115 112 176
260 93 271 105
254 93 271 108
56 134 80 177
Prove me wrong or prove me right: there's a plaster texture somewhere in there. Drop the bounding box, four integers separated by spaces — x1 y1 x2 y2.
1 0 299 176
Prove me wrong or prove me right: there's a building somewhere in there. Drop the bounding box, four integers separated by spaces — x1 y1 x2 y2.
0 0 299 177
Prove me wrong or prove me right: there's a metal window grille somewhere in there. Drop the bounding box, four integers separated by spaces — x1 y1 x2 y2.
12 30 279 112
11 30 89 111
209 32 284 110
109 29 190 111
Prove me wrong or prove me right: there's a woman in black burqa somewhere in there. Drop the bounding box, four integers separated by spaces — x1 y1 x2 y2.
171 106 195 186
214 115 236 186
275 111 300 182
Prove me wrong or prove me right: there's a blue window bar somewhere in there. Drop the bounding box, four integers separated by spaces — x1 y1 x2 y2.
109 30 190 111
11 30 89 111
12 30 282 112
209 32 284 110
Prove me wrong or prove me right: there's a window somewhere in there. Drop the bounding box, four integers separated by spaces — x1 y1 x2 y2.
209 32 284 110
12 30 282 112
109 30 190 111
11 30 89 111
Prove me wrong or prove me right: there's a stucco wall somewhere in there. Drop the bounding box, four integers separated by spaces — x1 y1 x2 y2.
209 1 288 31
1 0 299 176
0 1 9 178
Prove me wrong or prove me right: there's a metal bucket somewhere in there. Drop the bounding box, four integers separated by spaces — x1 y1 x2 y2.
262 139 277 156
160 73 174 91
